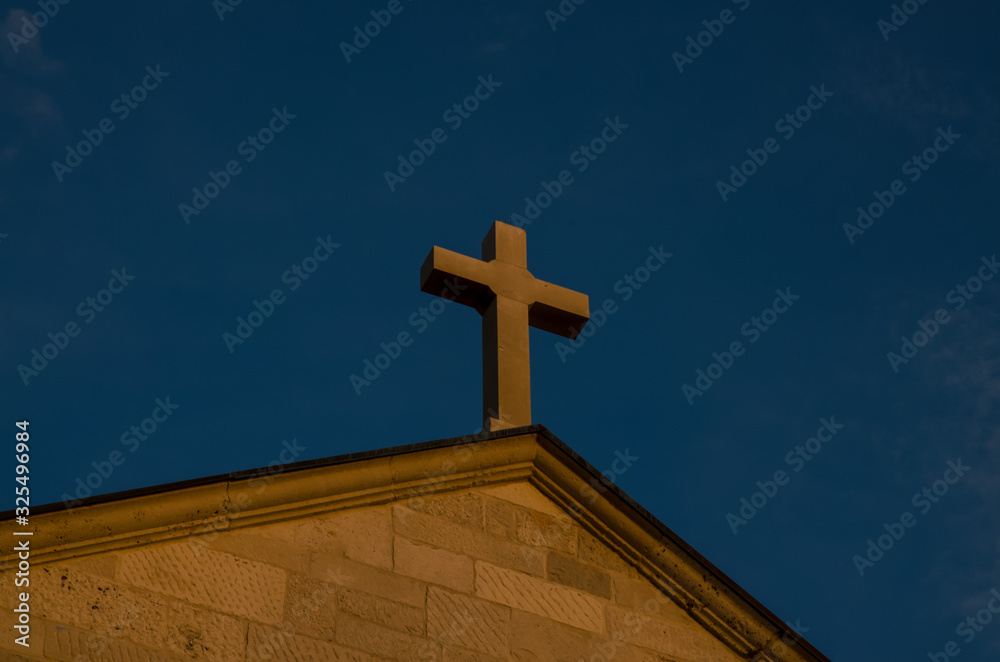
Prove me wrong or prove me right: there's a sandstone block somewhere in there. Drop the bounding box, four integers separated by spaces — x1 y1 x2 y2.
475 561 604 633
427 586 509 658
43 621 181 662
160 600 248 661
118 541 286 624
479 481 571 517
0 609 46 658
607 604 741 662
613 574 683 614
31 565 167 645
404 492 484 529
516 508 577 553
393 536 474 593
443 647 506 662
579 529 639 578
248 622 382 662
204 528 309 573
283 570 340 642
547 551 612 598
393 506 544 576
294 507 393 570
336 612 436 661
310 551 427 608
483 496 519 540
337 586 425 635
508 608 605 661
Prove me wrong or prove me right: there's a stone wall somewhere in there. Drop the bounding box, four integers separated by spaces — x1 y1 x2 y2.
2 481 743 661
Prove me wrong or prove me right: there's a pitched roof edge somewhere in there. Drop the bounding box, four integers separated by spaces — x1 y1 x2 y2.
0 425 830 662
527 429 830 662
2 424 543 520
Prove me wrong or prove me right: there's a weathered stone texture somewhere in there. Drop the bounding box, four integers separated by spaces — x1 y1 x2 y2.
393 505 545 577
508 609 607 661
337 586 425 635
310 550 427 608
282 570 339 642
404 492 484 530
17 479 760 662
608 604 743 662
515 507 578 554
479 482 570 517
293 507 393 570
247 622 382 662
475 561 604 633
336 613 434 661
547 550 612 598
204 528 309 573
580 528 641 578
118 542 286 624
43 622 182 662
427 587 509 658
393 536 473 593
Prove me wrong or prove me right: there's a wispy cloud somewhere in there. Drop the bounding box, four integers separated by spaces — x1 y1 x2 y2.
0 8 64 161
2 9 64 76
834 36 997 143
0 73 61 131
922 294 1000 649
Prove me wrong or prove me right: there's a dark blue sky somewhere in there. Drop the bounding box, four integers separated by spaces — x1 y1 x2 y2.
3 1 999 659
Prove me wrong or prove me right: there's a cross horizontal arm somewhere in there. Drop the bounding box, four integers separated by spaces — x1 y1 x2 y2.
528 283 590 339
421 245 590 338
419 246 494 314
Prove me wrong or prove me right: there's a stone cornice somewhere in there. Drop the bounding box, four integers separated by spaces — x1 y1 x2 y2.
0 426 829 662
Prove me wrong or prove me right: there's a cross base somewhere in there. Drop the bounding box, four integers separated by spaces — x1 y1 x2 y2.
486 417 518 432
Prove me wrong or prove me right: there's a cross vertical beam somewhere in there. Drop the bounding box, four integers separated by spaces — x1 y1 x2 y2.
482 295 531 430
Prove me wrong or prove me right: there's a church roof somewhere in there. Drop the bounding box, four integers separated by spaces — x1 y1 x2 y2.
3 425 831 661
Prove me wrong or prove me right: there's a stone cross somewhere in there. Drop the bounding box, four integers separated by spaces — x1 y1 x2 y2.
420 221 589 431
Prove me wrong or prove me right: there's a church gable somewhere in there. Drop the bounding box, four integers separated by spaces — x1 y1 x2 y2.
2 428 825 661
